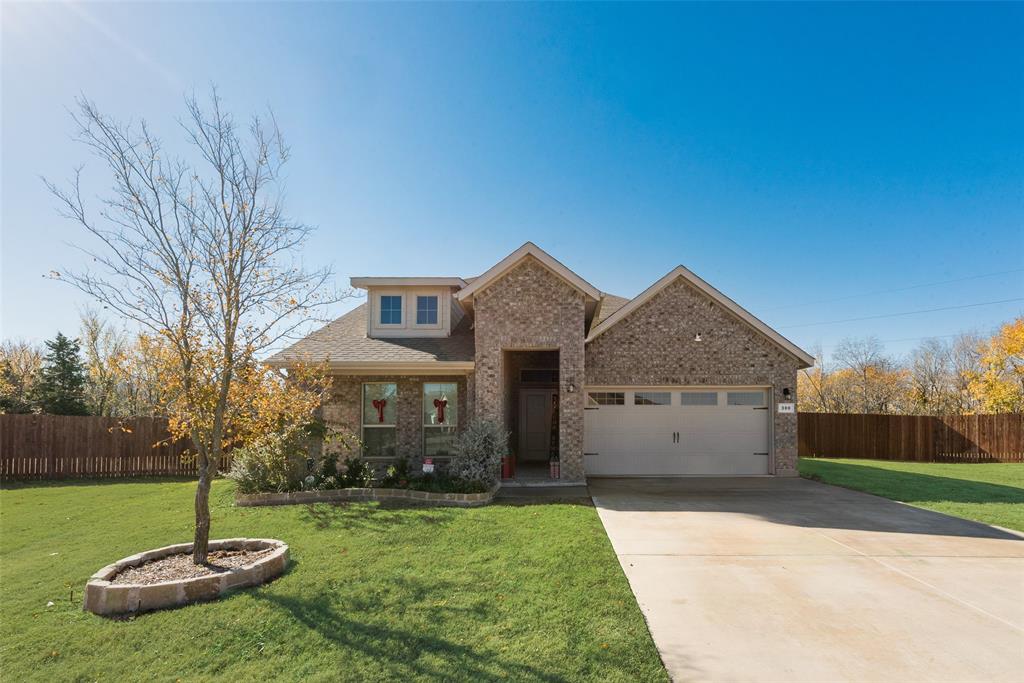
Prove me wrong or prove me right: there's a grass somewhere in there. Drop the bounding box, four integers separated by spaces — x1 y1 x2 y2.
799 458 1024 532
0 479 667 682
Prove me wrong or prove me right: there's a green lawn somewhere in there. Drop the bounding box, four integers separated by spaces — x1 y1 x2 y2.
799 458 1024 532
0 479 667 682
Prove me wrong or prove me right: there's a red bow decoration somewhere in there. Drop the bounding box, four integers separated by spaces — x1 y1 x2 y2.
433 398 448 424
372 399 387 423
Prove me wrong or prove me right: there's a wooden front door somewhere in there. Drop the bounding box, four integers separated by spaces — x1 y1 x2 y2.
519 389 556 462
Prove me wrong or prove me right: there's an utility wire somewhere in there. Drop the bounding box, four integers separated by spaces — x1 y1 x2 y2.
764 268 1024 311
802 332 964 353
780 298 1024 330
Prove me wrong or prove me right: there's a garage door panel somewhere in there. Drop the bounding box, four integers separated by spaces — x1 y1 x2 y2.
584 388 769 476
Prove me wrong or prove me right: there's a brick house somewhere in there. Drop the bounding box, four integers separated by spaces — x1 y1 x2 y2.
268 242 814 483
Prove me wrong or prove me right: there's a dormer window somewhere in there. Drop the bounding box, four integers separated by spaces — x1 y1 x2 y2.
380 295 402 325
357 282 459 338
416 296 438 325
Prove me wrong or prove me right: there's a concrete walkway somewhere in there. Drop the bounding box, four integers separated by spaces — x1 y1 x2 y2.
589 477 1024 683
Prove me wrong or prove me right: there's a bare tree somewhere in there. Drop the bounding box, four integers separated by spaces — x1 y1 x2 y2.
798 344 854 413
117 334 168 417
80 309 127 416
833 336 908 413
950 332 984 413
907 337 955 415
46 90 344 563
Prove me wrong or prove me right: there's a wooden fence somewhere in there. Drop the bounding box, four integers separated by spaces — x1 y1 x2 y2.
0 415 231 480
798 412 1024 463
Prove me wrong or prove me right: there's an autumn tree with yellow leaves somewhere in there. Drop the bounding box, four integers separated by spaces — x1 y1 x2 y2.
45 90 344 563
969 318 1024 413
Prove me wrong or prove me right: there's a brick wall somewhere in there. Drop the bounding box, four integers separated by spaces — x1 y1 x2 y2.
585 277 803 475
473 256 587 481
322 374 468 470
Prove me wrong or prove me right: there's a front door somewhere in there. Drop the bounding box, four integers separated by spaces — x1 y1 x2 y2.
520 389 556 462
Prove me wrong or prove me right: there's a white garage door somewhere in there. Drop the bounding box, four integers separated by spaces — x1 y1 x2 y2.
583 388 770 476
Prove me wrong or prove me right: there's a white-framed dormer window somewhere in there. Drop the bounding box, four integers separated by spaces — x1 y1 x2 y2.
416 295 438 325
379 295 403 325
367 287 450 337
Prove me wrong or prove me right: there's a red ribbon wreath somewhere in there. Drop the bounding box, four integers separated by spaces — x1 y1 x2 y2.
372 399 387 423
433 398 448 424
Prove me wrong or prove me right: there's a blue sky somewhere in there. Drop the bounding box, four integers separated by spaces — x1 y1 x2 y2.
2 2 1022 360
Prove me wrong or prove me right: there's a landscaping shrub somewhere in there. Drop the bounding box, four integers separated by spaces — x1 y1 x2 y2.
321 453 339 481
381 458 412 488
230 425 498 494
226 431 308 494
406 473 490 494
339 457 374 488
449 419 508 486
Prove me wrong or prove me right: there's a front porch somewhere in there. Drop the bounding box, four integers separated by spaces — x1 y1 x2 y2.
499 350 567 485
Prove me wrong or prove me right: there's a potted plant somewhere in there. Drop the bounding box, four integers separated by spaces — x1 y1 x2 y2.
501 452 516 480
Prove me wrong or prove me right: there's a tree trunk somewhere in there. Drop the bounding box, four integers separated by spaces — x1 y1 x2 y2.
193 453 211 564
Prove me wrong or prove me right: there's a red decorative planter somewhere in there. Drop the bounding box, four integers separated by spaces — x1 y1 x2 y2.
501 455 516 480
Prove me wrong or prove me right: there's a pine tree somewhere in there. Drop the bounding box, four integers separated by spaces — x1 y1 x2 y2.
33 332 90 415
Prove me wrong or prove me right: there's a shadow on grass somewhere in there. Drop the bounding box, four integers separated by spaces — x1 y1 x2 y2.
1 476 198 490
253 589 569 682
299 501 459 532
802 460 1024 505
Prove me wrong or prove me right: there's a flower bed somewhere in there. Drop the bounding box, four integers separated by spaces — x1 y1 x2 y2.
235 482 500 508
84 538 288 616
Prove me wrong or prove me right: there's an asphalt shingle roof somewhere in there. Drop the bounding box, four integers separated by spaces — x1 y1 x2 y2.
268 303 476 365
269 290 633 366
593 294 631 327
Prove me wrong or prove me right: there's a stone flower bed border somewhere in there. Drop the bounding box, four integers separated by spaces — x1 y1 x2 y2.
235 483 500 508
84 538 288 616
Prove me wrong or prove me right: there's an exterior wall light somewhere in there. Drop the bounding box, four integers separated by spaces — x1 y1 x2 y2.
566 383 576 393
783 387 792 400
694 333 702 342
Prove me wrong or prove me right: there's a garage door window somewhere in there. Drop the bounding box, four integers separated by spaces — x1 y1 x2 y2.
727 391 765 406
680 391 718 406
587 392 624 406
634 391 670 406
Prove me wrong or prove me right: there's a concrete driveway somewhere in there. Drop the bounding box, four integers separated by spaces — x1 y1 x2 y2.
589 477 1024 682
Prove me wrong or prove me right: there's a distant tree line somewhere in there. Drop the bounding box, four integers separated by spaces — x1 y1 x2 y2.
798 316 1024 415
0 310 165 417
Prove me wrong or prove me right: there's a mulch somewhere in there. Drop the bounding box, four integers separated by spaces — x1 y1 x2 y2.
110 548 274 585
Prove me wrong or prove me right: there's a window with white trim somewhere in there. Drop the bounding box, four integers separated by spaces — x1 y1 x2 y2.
416 295 439 325
635 392 671 406
727 391 766 406
423 382 458 457
380 295 402 325
680 391 718 406
587 392 625 406
363 383 397 458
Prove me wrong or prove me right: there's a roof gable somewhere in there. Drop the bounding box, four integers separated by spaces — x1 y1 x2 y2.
585 265 815 367
456 242 601 304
